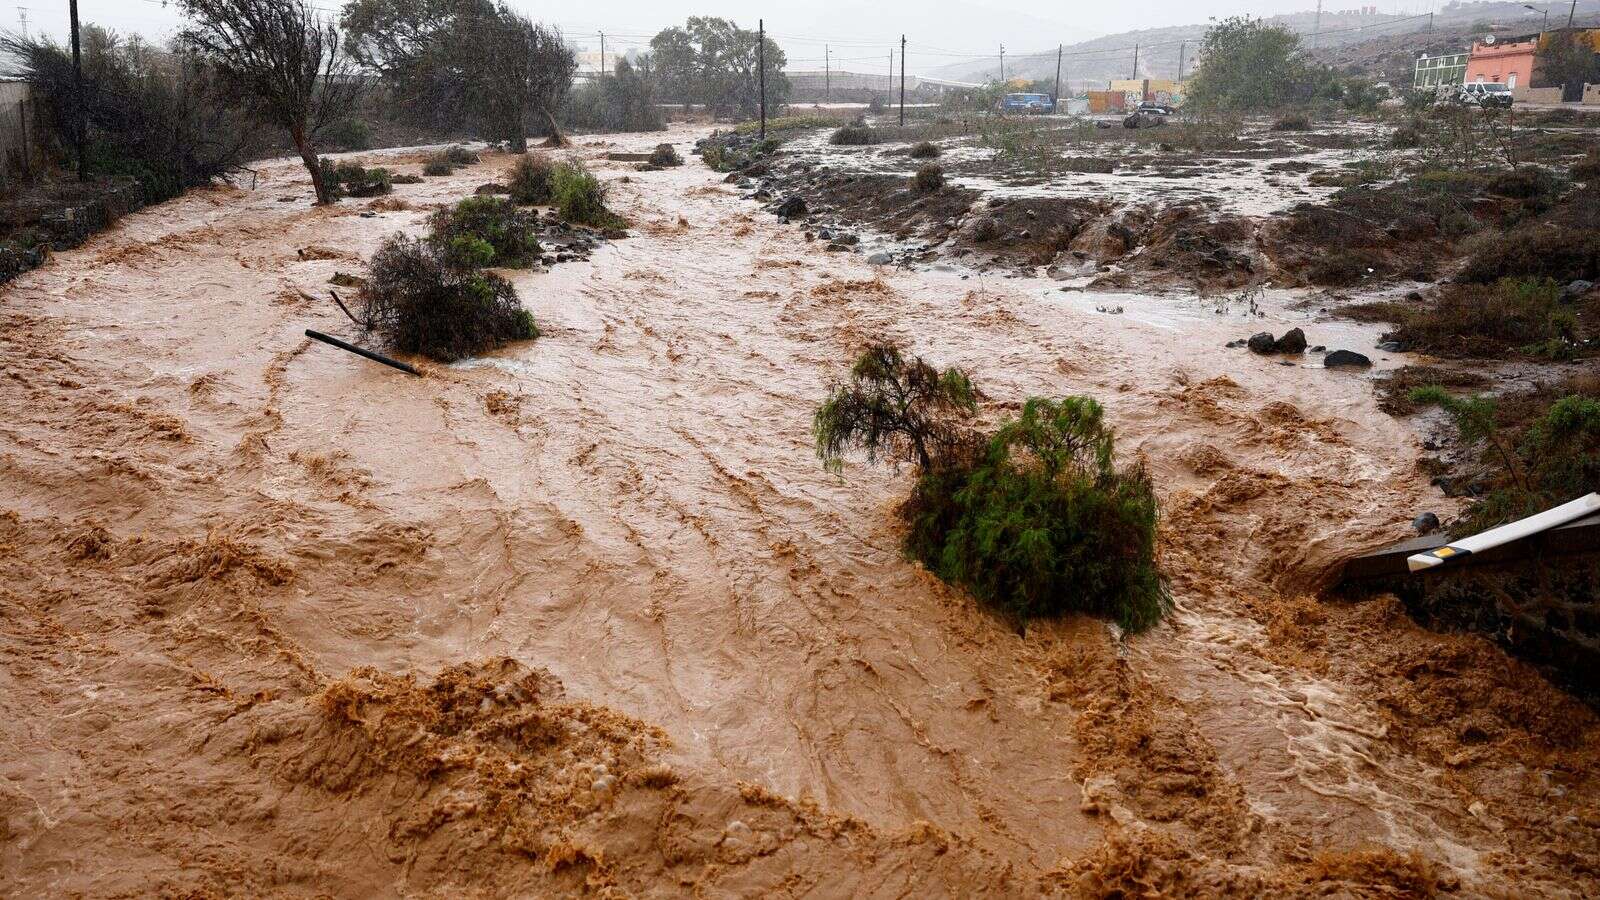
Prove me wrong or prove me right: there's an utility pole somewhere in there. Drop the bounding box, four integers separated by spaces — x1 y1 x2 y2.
1131 43 1139 79
758 19 767 141
16 6 26 40
999 44 1005 82
1313 0 1323 49
1053 45 1063 109
598 31 605 77
69 0 85 181
899 35 906 126
825 46 830 102
1178 41 1187 80
1567 0 1577 28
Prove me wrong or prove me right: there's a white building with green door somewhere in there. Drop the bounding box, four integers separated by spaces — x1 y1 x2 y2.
1414 51 1468 90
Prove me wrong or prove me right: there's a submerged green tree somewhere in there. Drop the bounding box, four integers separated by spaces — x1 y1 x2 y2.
814 342 977 472
814 346 1168 632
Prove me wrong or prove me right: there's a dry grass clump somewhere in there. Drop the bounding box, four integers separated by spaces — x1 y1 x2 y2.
911 163 945 193
1460 224 1600 285
1388 278 1580 360
830 123 876 146
1270 113 1310 131
909 140 941 159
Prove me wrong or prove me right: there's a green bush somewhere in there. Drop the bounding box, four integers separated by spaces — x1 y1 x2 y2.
361 235 537 362
427 196 542 269
550 162 626 228
830 123 876 146
508 154 556 204
909 140 941 159
423 159 454 177
813 345 1167 631
318 159 394 200
325 118 373 151
911 163 945 192
441 145 480 166
1411 385 1600 535
902 397 1168 631
648 143 683 167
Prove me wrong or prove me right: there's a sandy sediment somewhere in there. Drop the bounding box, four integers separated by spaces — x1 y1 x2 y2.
1 126 1597 897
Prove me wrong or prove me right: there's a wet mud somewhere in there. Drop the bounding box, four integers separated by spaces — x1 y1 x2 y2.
2 125 1599 896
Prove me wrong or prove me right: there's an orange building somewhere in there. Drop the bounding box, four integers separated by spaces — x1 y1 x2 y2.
1466 33 1540 89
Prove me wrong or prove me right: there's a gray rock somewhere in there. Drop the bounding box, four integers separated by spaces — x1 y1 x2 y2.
1309 345 1326 353
1323 349 1372 368
1276 327 1307 354
866 252 894 265
1247 332 1277 354
1376 341 1406 353
1564 279 1594 300
1413 512 1440 535
774 195 805 217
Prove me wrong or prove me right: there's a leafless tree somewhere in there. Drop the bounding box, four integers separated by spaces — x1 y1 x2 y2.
180 0 362 204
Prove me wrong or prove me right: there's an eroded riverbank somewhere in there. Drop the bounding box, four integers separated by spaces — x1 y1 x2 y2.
1 124 1597 896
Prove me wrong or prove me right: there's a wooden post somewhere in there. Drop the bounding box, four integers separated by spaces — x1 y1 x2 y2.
18 99 30 180
899 35 906 126
758 19 767 141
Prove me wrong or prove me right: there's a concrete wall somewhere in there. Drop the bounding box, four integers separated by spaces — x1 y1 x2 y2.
1586 83 1600 105
0 81 41 186
1513 85 1565 103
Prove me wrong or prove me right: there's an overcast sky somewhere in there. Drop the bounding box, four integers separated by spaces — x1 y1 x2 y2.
22 0 1448 73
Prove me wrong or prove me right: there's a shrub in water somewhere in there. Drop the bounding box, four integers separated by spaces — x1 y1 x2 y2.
902 396 1168 631
508 154 556 204
422 159 454 177
551 162 626 228
911 163 945 192
441 145 480 166
814 345 1167 631
910 140 941 159
361 235 537 362
318 159 394 199
1270 114 1310 131
814 342 978 471
649 143 684 166
830 123 876 146
428 196 543 269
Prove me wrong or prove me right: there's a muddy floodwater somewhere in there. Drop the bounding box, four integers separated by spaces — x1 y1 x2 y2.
2 124 1598 896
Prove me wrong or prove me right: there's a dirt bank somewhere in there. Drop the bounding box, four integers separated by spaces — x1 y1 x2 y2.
2 125 1598 896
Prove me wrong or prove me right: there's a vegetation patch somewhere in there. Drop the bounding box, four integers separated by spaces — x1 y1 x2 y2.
909 141 941 159
911 164 945 193
814 343 1167 631
830 123 877 146
1410 376 1600 536
428 196 542 269
1271 114 1310 131
1458 225 1600 285
361 235 536 362
648 143 684 167
1386 278 1584 361
508 154 556 205
551 162 627 228
320 159 394 199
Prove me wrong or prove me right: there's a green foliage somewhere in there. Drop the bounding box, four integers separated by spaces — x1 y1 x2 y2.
423 159 454 176
324 118 373 151
814 343 976 472
648 143 684 166
1390 278 1579 359
319 159 394 199
427 196 542 268
911 163 945 193
1411 386 1600 536
902 397 1168 631
550 162 626 228
649 17 790 119
507 154 556 204
1186 16 1310 112
1536 28 1600 95
560 57 666 133
830 123 877 146
361 234 537 362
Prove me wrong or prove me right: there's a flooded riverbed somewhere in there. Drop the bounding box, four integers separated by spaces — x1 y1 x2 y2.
1 124 1596 896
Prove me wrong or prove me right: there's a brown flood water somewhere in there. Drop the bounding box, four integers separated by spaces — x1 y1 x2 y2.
1 125 1597 897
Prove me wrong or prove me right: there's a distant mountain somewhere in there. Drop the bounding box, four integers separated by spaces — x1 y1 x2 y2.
923 0 1600 90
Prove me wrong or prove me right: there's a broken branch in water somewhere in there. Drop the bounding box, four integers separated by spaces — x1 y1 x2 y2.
304 329 420 376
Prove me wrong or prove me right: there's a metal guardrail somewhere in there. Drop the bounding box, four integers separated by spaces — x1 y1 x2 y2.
1340 510 1600 583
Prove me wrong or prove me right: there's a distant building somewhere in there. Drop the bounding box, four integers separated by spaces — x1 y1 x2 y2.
1413 51 1467 90
1466 33 1540 89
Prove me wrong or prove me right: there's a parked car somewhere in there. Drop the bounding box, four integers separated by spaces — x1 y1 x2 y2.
1000 92 1053 114
1447 82 1514 108
1123 102 1170 128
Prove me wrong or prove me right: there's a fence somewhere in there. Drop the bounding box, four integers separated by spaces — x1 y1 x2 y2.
0 81 42 191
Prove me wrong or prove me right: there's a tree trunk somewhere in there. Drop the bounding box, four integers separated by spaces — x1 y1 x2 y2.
292 126 331 205
540 108 567 148
508 109 529 153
